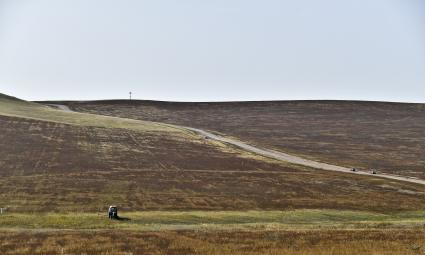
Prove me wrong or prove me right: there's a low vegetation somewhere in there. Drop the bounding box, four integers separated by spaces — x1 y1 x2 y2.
2 113 425 212
2 93 425 254
1 229 425 255
0 94 175 133
2 94 425 213
1 210 425 254
65 100 425 178
1 210 425 230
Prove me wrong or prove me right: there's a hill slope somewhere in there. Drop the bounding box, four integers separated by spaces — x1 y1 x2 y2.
0 94 173 133
64 100 425 179
2 93 425 212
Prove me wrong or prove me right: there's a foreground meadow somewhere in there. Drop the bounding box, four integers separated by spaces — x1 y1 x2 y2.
1 210 425 255
2 230 425 255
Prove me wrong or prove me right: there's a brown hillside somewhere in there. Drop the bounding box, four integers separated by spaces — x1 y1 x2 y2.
65 100 425 179
1 114 425 212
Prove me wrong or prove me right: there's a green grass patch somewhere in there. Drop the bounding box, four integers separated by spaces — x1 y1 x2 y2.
1 210 425 231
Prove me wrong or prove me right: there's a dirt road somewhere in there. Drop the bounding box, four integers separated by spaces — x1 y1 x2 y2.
46 104 73 112
49 104 425 186
183 127 425 186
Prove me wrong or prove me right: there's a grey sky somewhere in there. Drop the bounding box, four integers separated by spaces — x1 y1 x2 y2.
0 0 424 102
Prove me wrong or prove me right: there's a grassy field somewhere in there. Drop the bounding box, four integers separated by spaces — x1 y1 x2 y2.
2 113 425 212
3 93 425 254
1 210 425 230
0 94 175 133
1 94 424 213
64 100 425 179
1 210 425 254
2 229 425 255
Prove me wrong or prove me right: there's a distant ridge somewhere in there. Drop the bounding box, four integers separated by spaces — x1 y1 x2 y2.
0 92 24 102
36 99 424 106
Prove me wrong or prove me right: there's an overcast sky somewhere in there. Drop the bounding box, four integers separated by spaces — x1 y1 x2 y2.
0 0 424 102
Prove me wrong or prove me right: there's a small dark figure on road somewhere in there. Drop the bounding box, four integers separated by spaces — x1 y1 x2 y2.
108 205 118 219
351 168 357 172
371 170 377 175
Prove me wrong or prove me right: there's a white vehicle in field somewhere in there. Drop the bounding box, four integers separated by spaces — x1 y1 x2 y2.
108 205 118 219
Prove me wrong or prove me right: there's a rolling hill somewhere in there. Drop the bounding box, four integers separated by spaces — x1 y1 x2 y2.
0 93 424 212
63 100 425 179
3 93 425 254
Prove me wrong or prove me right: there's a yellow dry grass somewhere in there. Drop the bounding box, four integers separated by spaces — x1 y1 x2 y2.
0 95 179 134
0 229 424 255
